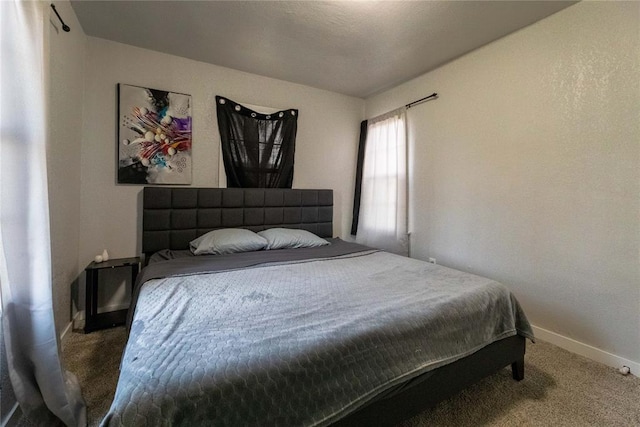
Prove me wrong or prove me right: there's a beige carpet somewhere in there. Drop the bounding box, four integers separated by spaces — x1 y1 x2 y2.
62 327 127 426
62 328 640 426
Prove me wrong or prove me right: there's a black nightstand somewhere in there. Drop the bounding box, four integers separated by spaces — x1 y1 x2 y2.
84 257 140 333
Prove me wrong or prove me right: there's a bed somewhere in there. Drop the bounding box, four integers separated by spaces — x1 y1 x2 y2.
101 187 534 426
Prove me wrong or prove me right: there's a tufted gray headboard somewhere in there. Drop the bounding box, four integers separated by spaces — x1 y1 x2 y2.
142 187 333 257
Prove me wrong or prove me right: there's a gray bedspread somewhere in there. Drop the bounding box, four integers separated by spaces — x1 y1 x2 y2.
102 242 533 427
127 239 367 329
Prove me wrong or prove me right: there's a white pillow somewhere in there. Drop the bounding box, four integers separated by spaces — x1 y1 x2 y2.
189 228 267 255
257 228 330 250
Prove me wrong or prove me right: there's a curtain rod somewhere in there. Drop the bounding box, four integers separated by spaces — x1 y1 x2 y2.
50 4 70 32
368 92 438 122
406 92 438 109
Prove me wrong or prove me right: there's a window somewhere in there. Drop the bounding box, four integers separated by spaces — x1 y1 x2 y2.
355 108 408 255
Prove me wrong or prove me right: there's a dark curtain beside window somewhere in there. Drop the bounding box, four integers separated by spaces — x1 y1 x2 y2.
216 96 297 188
350 120 368 235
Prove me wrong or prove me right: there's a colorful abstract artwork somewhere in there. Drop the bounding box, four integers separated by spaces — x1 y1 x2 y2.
118 84 192 184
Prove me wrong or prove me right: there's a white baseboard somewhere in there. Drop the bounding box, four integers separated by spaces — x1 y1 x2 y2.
531 325 639 378
1 402 20 427
60 311 82 351
60 317 74 342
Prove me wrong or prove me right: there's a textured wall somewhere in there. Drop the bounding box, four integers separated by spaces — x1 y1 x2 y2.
79 37 364 293
366 2 640 365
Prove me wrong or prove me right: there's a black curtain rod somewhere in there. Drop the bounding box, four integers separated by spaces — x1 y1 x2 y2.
369 92 438 121
50 3 70 32
406 92 438 109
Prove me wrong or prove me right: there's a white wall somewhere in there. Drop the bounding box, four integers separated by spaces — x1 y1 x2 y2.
80 37 364 274
48 0 86 336
366 2 640 367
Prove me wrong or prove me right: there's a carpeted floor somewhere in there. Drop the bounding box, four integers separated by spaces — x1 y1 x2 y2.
62 327 127 427
62 328 640 427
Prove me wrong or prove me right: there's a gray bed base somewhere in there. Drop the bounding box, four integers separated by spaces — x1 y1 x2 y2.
140 186 526 426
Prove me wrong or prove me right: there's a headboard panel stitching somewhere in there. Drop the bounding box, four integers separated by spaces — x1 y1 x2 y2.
142 187 333 256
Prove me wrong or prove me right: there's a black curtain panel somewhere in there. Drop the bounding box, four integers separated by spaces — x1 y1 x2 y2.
216 96 298 188
350 120 368 235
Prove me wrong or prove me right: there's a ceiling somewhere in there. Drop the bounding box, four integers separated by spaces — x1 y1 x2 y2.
70 1 576 98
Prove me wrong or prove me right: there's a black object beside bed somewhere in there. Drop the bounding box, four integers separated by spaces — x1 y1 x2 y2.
107 187 530 427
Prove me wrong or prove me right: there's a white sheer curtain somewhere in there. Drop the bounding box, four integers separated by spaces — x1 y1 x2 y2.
356 108 408 256
0 1 86 425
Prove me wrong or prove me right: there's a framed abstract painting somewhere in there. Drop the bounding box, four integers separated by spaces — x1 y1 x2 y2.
117 84 192 184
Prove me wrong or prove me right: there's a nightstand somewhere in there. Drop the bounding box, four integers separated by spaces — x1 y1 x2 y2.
84 257 140 333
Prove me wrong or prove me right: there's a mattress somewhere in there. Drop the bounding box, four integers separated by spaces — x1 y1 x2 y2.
102 240 533 426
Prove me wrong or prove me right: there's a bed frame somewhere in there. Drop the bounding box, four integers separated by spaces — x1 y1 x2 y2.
141 186 526 426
